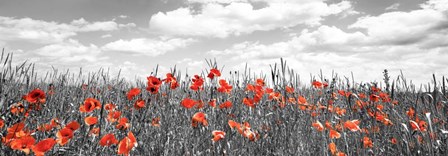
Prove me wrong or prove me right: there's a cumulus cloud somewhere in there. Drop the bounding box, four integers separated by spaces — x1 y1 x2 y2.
102 37 196 56
0 16 136 44
33 39 105 63
349 0 448 47
385 3 400 11
187 0 247 4
149 0 356 38
6 39 112 80
206 0 448 85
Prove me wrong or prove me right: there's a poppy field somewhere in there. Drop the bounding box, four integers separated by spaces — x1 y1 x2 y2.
1 51 448 156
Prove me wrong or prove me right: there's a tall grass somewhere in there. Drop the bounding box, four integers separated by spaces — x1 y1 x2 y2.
0 49 447 156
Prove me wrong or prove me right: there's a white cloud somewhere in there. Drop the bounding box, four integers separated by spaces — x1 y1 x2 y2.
70 18 119 32
187 60 204 67
421 0 448 11
0 16 136 44
6 39 113 80
118 23 137 29
149 0 356 38
349 0 448 47
385 3 400 11
101 34 112 38
102 37 196 56
33 39 105 63
187 0 247 4
207 9 448 85
177 58 193 64
119 15 129 19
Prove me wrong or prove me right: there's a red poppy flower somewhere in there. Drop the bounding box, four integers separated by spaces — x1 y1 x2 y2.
363 136 373 148
56 128 74 146
107 111 121 123
10 135 35 154
344 119 361 132
192 112 208 127
329 129 341 139
65 121 80 131
211 130 226 142
116 117 130 130
100 133 118 146
190 75 204 91
181 98 196 109
127 88 141 100
133 99 145 109
219 101 232 109
24 89 46 104
104 103 116 111
207 68 221 79
0 119 4 128
208 99 216 108
164 73 179 89
80 98 101 113
85 116 98 126
285 86 294 93
152 117 161 127
312 80 323 89
312 121 324 132
328 142 337 154
117 132 137 155
217 79 232 94
256 79 265 86
32 138 56 156
243 98 255 108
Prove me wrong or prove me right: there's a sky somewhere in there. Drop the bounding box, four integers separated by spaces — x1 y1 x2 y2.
0 0 446 85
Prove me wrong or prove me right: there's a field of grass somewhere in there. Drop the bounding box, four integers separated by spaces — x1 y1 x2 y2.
1 50 447 156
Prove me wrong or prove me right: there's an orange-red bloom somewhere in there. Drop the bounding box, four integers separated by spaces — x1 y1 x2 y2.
127 88 141 100
32 138 56 156
256 79 265 86
211 130 226 142
116 117 130 130
285 86 294 93
100 133 119 146
181 98 196 109
363 136 373 148
329 129 341 139
164 73 179 89
217 79 232 94
85 116 98 126
107 111 122 123
117 132 137 156
105 103 116 111
312 121 324 132
24 89 46 104
80 98 101 113
10 135 35 154
192 112 208 127
152 117 161 127
0 119 4 128
133 99 145 109
56 128 74 146
219 101 232 109
190 75 204 91
146 76 162 94
65 121 80 131
329 142 337 154
312 80 323 89
243 98 256 108
207 68 221 79
344 119 361 132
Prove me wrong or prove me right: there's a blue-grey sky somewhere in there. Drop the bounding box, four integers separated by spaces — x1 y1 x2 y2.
0 0 446 85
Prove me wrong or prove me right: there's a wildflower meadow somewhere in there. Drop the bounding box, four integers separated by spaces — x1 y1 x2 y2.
0 50 447 156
